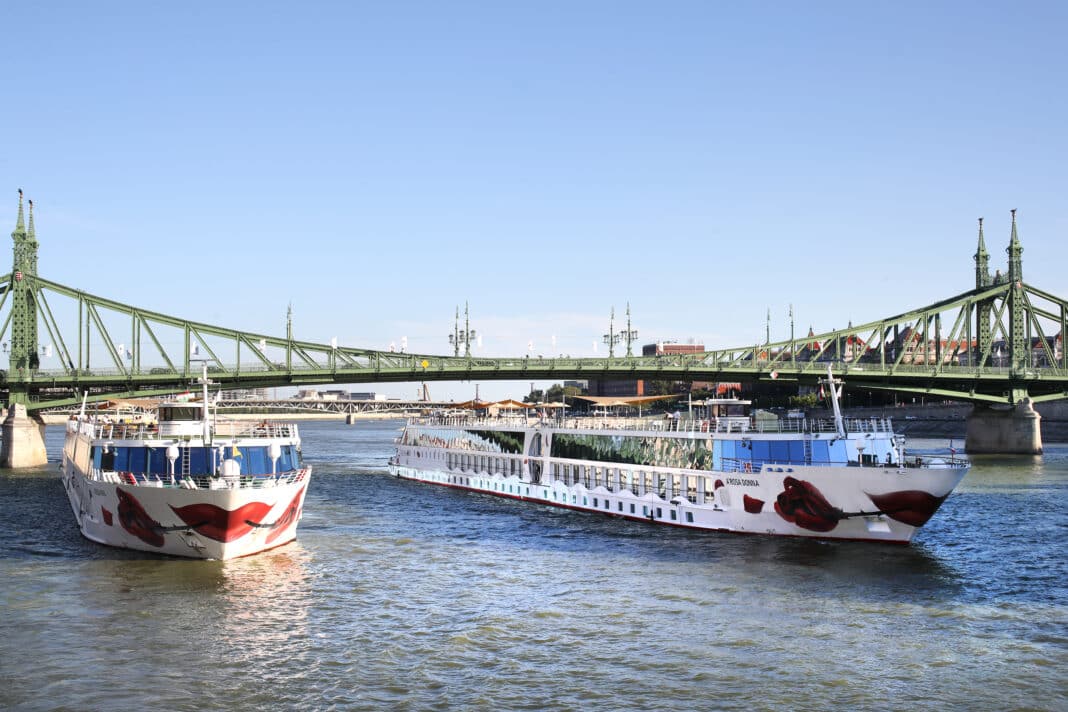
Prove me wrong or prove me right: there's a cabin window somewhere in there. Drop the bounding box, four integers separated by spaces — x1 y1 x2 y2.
630 503 636 514
97 446 115 471
159 406 200 422
686 512 694 523
593 498 599 507
670 510 677 521
656 508 662 518
148 447 168 476
117 446 148 474
242 447 269 475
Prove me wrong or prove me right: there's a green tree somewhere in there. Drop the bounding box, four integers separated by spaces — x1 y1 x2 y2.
645 380 677 396
789 393 819 408
526 383 582 405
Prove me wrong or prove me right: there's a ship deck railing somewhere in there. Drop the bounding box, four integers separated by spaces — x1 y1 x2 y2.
70 418 300 441
87 466 311 490
408 414 896 436
719 454 969 473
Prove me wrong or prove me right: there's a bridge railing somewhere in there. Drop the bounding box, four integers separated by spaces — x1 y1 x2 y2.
17 357 1064 380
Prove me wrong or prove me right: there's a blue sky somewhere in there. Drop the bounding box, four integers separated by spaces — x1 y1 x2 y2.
3 1 1066 400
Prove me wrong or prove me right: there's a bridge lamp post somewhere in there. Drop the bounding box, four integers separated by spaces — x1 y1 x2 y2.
618 303 638 358
448 302 477 358
603 307 623 358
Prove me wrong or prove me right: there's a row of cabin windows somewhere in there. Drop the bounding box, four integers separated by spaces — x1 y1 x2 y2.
445 452 521 477
411 464 704 526
548 463 705 503
409 448 712 505
93 445 300 477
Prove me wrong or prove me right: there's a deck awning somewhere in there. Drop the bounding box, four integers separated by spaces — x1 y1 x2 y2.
473 399 535 410
95 398 160 411
571 395 680 408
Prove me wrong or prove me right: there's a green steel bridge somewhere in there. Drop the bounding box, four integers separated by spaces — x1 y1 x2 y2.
2 192 1066 457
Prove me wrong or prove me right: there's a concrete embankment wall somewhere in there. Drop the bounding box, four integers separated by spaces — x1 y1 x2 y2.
828 401 1068 443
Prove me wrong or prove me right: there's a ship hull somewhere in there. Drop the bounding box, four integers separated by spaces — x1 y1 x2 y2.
389 461 963 543
61 459 310 559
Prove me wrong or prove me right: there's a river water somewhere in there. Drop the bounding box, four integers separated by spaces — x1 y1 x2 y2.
1 421 1066 711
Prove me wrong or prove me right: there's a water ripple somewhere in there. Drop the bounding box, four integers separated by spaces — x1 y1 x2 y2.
1 422 1066 710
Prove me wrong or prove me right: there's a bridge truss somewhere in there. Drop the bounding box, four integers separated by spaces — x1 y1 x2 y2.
3 197 1067 411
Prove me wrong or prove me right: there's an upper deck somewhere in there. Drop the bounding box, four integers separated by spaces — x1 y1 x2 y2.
407 413 895 438
67 417 300 443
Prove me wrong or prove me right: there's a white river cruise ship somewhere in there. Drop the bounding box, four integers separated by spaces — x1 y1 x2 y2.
390 375 968 544
61 367 311 560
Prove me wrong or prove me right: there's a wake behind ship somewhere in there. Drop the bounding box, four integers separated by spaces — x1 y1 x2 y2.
390 374 968 544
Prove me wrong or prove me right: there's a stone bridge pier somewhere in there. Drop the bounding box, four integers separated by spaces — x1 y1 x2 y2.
1 404 49 468
965 399 1042 455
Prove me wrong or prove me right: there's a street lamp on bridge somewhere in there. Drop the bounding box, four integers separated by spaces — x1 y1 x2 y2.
603 307 621 358
620 303 638 357
603 304 639 358
449 302 477 358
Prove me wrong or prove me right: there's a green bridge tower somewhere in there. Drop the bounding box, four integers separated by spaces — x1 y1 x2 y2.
1 190 48 467
965 210 1042 453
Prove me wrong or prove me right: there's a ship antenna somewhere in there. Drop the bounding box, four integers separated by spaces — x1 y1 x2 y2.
825 364 846 438
197 361 212 445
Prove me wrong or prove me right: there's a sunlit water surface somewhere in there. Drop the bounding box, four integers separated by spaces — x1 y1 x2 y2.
1 421 1066 711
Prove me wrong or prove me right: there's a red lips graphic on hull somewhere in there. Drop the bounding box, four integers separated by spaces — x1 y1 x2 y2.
742 494 765 514
773 476 843 532
116 489 165 547
766 476 951 532
170 501 274 542
265 487 306 545
866 490 948 527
